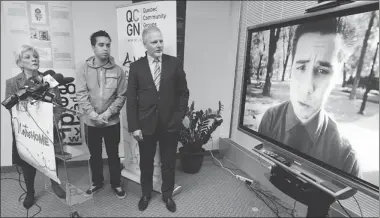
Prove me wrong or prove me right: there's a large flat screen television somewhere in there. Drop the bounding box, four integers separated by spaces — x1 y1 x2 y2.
239 1 379 196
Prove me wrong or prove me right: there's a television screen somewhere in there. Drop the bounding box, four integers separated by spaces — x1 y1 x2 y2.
239 2 379 191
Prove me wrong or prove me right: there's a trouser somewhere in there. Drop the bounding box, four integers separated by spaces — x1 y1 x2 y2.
138 124 179 201
84 123 121 188
20 158 61 194
21 163 37 195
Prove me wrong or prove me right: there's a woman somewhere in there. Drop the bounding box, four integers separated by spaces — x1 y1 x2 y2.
5 45 66 209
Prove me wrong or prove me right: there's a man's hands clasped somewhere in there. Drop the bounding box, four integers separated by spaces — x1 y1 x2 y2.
132 129 143 141
89 111 111 125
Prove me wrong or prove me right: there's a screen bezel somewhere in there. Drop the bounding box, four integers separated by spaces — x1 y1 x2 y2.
237 1 379 195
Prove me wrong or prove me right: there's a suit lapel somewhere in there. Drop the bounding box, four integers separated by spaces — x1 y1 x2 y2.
159 55 169 94
142 57 156 87
15 71 41 89
15 73 26 90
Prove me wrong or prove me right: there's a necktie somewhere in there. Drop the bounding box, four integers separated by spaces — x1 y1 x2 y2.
153 58 161 91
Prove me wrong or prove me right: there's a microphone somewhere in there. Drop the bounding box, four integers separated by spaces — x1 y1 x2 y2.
27 73 74 103
49 73 74 86
1 89 29 110
26 73 62 94
38 73 74 104
1 71 75 110
29 70 55 85
1 77 42 110
62 76 75 85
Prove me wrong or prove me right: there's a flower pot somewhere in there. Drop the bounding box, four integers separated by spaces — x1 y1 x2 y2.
179 147 205 174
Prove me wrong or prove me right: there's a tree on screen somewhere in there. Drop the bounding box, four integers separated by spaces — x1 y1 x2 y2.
249 31 267 83
337 16 356 87
263 27 281 97
349 11 377 100
281 26 295 81
359 42 379 114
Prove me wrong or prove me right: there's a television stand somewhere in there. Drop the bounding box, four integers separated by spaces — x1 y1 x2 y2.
268 164 336 217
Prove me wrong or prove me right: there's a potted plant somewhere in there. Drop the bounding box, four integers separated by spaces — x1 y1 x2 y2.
178 101 224 174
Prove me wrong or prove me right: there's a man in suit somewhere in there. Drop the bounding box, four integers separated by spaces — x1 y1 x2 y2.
127 26 189 213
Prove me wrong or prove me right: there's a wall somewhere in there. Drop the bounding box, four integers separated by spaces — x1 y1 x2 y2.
71 1 125 69
182 1 241 150
1 3 13 166
1 1 241 166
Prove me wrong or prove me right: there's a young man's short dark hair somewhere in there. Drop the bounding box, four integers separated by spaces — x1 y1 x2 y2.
90 30 112 46
292 18 340 62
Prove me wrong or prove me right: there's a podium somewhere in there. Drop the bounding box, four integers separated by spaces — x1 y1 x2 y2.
11 100 93 217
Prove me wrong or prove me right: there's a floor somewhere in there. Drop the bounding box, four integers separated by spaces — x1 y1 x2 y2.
1 156 298 217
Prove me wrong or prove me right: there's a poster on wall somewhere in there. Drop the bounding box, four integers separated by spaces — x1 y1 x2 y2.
2 1 75 69
11 101 60 184
30 3 47 24
2 1 82 152
116 1 180 194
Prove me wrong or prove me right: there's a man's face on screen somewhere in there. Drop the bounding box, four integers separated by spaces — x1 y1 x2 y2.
290 33 342 122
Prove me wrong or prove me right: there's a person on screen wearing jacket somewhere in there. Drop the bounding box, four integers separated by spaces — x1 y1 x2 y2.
76 30 127 199
258 18 361 177
5 45 66 209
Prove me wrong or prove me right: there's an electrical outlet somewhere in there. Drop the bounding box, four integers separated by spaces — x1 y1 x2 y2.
236 175 253 184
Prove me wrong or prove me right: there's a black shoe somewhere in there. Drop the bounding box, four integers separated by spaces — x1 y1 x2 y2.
84 184 103 197
23 192 35 209
112 186 126 199
164 197 176 213
138 196 151 211
51 181 66 199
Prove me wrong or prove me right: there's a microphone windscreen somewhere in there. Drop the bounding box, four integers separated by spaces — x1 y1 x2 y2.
63 77 74 84
43 70 56 76
52 73 64 84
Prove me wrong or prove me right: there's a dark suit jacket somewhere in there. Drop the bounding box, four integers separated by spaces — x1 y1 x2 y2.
127 54 189 135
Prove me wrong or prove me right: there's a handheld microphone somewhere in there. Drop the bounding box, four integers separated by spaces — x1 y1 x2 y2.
61 76 75 85
38 73 73 103
1 89 28 110
1 78 37 109
26 73 61 95
29 70 56 85
43 74 60 88
49 73 74 86
28 73 74 102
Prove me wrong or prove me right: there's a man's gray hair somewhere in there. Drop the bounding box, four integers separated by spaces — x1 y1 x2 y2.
142 26 162 44
15 45 39 68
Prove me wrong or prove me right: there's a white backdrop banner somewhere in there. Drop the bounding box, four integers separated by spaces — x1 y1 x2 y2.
11 101 60 184
116 1 178 193
116 1 177 71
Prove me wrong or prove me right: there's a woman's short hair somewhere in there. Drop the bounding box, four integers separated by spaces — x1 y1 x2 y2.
15 45 39 67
